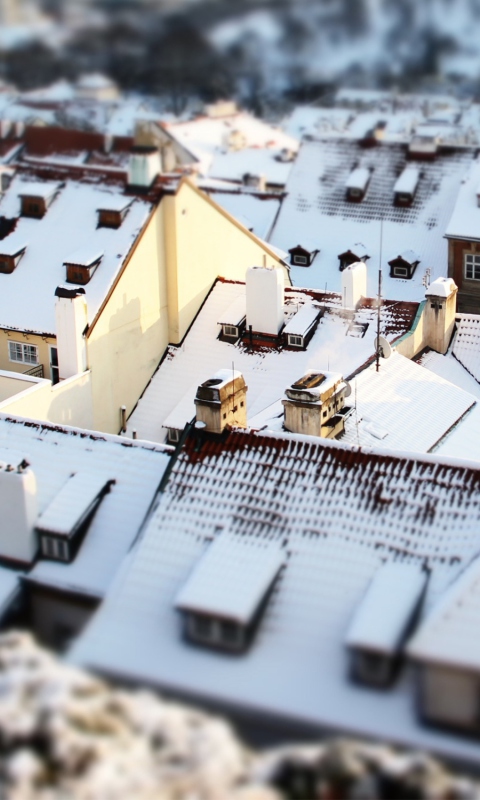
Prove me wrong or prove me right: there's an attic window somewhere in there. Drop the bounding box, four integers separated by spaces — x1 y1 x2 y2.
0 238 27 274
389 251 420 280
64 247 104 285
97 197 132 229
288 245 319 267
222 324 239 338
175 533 283 653
18 181 61 219
346 562 426 688
288 334 303 347
36 471 114 563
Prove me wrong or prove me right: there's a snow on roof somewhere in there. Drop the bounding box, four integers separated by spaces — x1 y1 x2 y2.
175 533 283 624
342 351 476 453
396 249 420 264
445 160 480 240
0 567 21 615
408 556 480 670
452 314 480 382
290 238 319 254
125 281 418 444
393 167 420 196
209 147 294 186
283 304 321 336
17 180 61 200
345 167 370 191
217 295 246 327
36 472 113 538
96 194 133 213
425 277 456 297
0 232 27 257
0 176 152 335
76 73 116 90
346 562 427 654
203 192 281 240
72 429 480 765
0 416 170 598
269 140 473 302
63 246 104 268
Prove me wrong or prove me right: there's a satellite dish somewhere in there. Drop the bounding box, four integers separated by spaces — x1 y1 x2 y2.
344 381 352 398
374 336 392 359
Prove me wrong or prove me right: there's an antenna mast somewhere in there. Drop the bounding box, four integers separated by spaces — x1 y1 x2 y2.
376 220 383 373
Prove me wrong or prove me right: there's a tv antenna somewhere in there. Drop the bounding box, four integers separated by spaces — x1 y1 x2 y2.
376 219 384 373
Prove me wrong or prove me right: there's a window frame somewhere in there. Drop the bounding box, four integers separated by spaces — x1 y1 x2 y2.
293 254 308 266
393 266 409 278
8 340 39 365
288 334 303 347
465 253 480 281
223 325 239 338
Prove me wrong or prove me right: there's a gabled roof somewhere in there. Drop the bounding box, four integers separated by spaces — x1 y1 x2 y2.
72 428 480 763
445 160 480 240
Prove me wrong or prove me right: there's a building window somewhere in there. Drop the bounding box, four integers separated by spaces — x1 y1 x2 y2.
288 334 303 347
293 255 308 265
465 254 480 281
8 341 39 365
167 428 180 444
393 266 408 278
223 325 238 337
41 536 69 562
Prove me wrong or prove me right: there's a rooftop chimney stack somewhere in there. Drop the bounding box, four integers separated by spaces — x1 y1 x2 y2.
246 265 284 338
128 146 162 188
0 455 38 564
54 286 88 380
424 277 457 355
342 261 367 309
195 370 247 434
282 371 347 439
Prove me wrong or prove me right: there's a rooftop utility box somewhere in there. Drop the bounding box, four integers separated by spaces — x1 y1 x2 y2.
246 265 284 337
342 261 367 308
282 371 347 439
195 370 247 434
0 452 38 564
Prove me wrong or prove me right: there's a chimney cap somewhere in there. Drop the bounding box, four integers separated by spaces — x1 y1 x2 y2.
425 277 457 298
55 285 86 299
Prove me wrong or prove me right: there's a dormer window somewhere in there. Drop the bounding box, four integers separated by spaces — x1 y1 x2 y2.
338 246 370 271
217 295 246 342
283 305 322 350
96 196 133 229
18 181 61 219
175 533 283 653
288 243 319 267
0 236 27 274
393 167 419 207
346 562 427 688
64 246 103 285
36 472 114 563
345 167 371 202
388 250 420 280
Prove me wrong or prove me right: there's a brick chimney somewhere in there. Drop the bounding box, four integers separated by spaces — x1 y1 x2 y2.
195 370 247 434
424 278 457 354
282 371 347 438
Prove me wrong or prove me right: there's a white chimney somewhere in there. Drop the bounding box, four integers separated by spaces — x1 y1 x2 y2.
128 146 161 187
342 261 367 309
55 286 88 379
0 454 38 564
246 265 284 336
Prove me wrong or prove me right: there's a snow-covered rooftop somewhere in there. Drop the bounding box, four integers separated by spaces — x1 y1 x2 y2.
72 428 480 764
175 532 284 624
0 416 170 598
126 280 418 444
202 191 281 241
341 351 476 453
445 159 480 240
346 563 427 654
269 140 474 302
0 176 152 335
452 314 480 382
36 471 113 539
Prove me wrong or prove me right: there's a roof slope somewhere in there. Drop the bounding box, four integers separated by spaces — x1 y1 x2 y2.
0 416 169 597
73 429 480 763
269 140 473 301
452 314 480 382
0 176 153 335
342 351 476 452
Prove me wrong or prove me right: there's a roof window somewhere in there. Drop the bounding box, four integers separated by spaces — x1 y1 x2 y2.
345 167 371 202
175 533 283 652
288 243 319 267
18 181 61 219
64 246 104 285
346 562 427 687
388 250 420 280
0 234 27 274
36 471 114 563
393 167 420 207
96 196 133 229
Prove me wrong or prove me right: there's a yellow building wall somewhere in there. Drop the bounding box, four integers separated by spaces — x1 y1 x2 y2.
0 330 56 380
87 202 169 434
164 180 290 344
0 371 94 429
